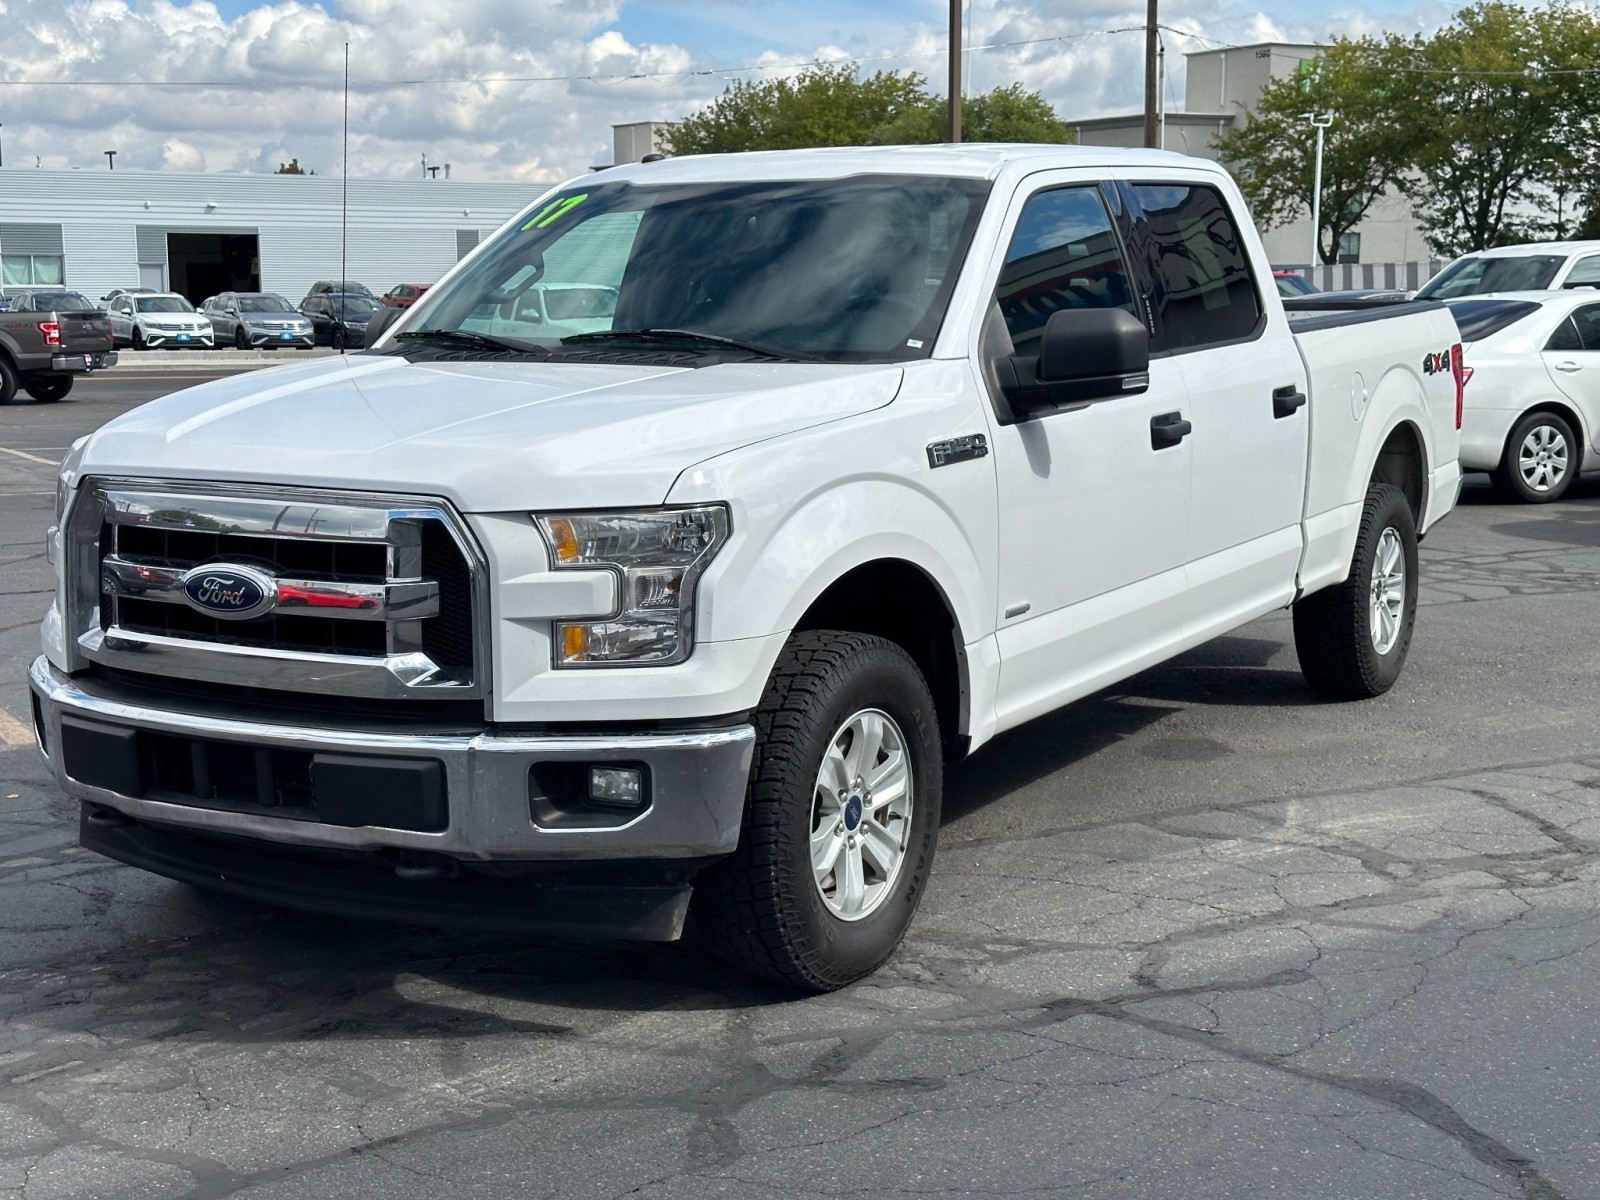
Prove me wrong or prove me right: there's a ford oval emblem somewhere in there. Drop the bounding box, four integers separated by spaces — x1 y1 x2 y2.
180 564 277 621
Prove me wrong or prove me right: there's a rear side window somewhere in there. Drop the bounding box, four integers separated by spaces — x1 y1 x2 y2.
1547 303 1600 351
1562 256 1600 289
996 186 1137 355
1447 299 1540 342
1122 183 1261 351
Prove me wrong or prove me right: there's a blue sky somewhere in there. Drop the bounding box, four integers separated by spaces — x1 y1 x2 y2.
0 0 1468 180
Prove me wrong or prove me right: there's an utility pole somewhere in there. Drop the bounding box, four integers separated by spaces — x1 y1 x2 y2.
1305 111 1334 265
947 0 962 142
1157 37 1166 150
104 149 116 170
1143 0 1158 148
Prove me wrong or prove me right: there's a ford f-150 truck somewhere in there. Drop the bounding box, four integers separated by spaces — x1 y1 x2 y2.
0 289 117 403
31 146 1463 990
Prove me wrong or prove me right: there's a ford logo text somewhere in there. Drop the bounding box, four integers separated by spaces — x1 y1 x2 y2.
180 564 277 621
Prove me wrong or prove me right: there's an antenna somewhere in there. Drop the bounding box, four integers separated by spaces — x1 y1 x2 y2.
340 41 349 355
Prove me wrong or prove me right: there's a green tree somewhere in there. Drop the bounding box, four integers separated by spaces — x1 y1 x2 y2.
1213 37 1421 265
661 64 1074 155
275 158 314 175
1395 0 1600 254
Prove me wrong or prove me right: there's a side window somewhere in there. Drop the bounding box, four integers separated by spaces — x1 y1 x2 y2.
1570 304 1600 349
1562 257 1600 290
1546 315 1583 352
1123 183 1262 351
995 186 1136 355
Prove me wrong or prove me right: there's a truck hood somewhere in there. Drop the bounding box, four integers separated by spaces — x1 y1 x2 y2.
76 353 904 511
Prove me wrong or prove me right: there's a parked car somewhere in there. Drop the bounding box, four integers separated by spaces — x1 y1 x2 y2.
1272 270 1319 297
201 293 316 349
0 288 116 403
301 292 378 348
106 292 215 350
1415 241 1600 300
33 145 1463 991
300 280 374 304
1448 290 1600 502
380 283 431 308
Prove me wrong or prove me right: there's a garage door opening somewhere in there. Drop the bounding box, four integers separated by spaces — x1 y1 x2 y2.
167 232 259 304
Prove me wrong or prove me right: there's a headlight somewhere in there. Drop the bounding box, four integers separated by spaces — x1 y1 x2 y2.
535 505 730 667
49 437 89 565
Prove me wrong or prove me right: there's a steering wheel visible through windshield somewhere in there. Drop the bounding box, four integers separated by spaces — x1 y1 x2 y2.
407 174 990 362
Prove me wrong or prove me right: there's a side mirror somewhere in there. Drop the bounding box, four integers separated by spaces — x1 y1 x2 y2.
364 304 404 347
993 308 1151 424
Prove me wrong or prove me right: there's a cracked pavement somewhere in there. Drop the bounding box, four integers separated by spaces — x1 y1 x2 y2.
2 377 1599 1199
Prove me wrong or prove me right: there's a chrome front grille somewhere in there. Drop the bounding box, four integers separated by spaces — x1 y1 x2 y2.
66 479 485 702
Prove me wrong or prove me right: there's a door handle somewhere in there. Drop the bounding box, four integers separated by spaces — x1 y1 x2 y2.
1150 411 1192 450
1273 384 1308 418
1554 360 1581 373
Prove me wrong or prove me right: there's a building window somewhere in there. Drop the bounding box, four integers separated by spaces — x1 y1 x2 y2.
1337 232 1361 264
2 254 64 286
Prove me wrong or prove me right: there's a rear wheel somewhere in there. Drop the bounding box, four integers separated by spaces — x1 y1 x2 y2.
0 357 17 405
1491 411 1577 503
692 631 942 991
24 375 72 402
1293 483 1419 700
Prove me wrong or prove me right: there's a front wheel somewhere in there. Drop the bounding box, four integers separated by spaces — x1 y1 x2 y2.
692 631 943 991
132 327 146 351
331 327 346 351
24 375 73 402
234 326 249 350
1491 411 1577 503
1293 483 1419 700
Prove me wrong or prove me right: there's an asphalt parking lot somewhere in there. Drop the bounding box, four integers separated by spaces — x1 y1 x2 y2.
3 370 1599 1199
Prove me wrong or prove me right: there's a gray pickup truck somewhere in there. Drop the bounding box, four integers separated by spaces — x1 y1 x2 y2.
0 289 117 404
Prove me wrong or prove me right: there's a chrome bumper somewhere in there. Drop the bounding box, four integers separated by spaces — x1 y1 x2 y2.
49 350 118 372
29 657 755 863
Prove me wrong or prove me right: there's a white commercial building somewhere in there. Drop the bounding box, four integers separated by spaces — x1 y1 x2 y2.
0 170 555 305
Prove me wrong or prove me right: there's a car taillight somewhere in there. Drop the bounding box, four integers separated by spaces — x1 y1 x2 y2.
38 321 61 348
1450 342 1468 430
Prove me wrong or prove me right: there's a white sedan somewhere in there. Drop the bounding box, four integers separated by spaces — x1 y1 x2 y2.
1450 290 1600 503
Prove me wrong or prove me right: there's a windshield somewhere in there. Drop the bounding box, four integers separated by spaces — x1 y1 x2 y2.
327 296 377 315
239 295 294 313
1415 254 1564 299
410 174 990 362
1274 274 1318 297
22 292 94 311
137 296 195 313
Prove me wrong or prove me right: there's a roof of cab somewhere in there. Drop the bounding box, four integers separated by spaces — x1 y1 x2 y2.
590 143 1221 187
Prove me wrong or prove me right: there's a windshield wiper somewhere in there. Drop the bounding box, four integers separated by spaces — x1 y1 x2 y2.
395 329 550 356
560 328 816 362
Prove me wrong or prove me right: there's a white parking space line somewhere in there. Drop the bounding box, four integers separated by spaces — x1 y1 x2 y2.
0 709 35 748
0 447 57 466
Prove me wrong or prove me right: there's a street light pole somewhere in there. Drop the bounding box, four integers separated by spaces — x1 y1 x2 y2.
1305 112 1333 266
947 0 962 142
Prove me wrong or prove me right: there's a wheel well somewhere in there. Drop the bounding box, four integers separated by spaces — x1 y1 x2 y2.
794 560 968 760
1509 403 1587 463
1371 422 1426 526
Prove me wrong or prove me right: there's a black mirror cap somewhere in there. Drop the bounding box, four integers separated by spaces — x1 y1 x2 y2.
1039 307 1149 381
363 305 405 348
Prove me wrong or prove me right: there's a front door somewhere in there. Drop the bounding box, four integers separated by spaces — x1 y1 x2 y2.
983 178 1195 731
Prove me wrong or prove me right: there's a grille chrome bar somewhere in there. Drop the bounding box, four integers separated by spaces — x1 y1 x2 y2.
100 555 441 622
67 478 487 704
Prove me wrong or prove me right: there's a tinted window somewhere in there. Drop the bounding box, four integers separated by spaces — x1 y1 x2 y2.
1124 183 1261 350
136 296 194 313
1562 256 1600 289
1415 254 1563 299
1549 303 1600 351
1446 299 1540 342
996 186 1136 354
239 295 293 312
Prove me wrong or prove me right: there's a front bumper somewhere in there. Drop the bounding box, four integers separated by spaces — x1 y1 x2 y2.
242 328 315 348
49 350 118 373
29 657 756 935
140 328 214 348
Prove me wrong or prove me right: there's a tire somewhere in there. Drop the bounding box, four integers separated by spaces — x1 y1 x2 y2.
1293 483 1419 700
1490 411 1578 504
24 375 73 402
692 631 943 991
0 357 16 405
234 327 249 350
331 327 346 351
132 327 147 351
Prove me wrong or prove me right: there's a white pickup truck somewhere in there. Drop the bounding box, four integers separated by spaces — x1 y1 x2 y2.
31 146 1464 990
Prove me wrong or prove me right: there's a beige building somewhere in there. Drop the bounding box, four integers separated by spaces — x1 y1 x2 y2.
1074 41 1431 268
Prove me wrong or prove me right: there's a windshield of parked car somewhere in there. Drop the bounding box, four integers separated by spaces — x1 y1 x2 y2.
21 292 95 312
239 295 295 312
137 296 196 313
1274 274 1318 297
408 174 991 362
326 295 377 315
1415 254 1565 300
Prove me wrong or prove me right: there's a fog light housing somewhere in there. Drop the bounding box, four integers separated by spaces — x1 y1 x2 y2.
588 765 645 809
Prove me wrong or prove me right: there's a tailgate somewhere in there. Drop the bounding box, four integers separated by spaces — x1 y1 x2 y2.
54 310 114 353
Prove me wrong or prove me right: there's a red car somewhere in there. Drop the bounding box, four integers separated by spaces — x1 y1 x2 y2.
380 283 431 308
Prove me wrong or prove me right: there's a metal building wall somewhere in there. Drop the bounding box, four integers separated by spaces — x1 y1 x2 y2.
0 170 549 302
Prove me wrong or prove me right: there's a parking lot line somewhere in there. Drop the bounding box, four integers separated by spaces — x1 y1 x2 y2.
0 709 34 748
0 447 56 466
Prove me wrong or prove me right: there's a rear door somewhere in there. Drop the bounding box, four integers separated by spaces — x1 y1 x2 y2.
1542 301 1600 463
983 175 1195 729
1114 179 1309 632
